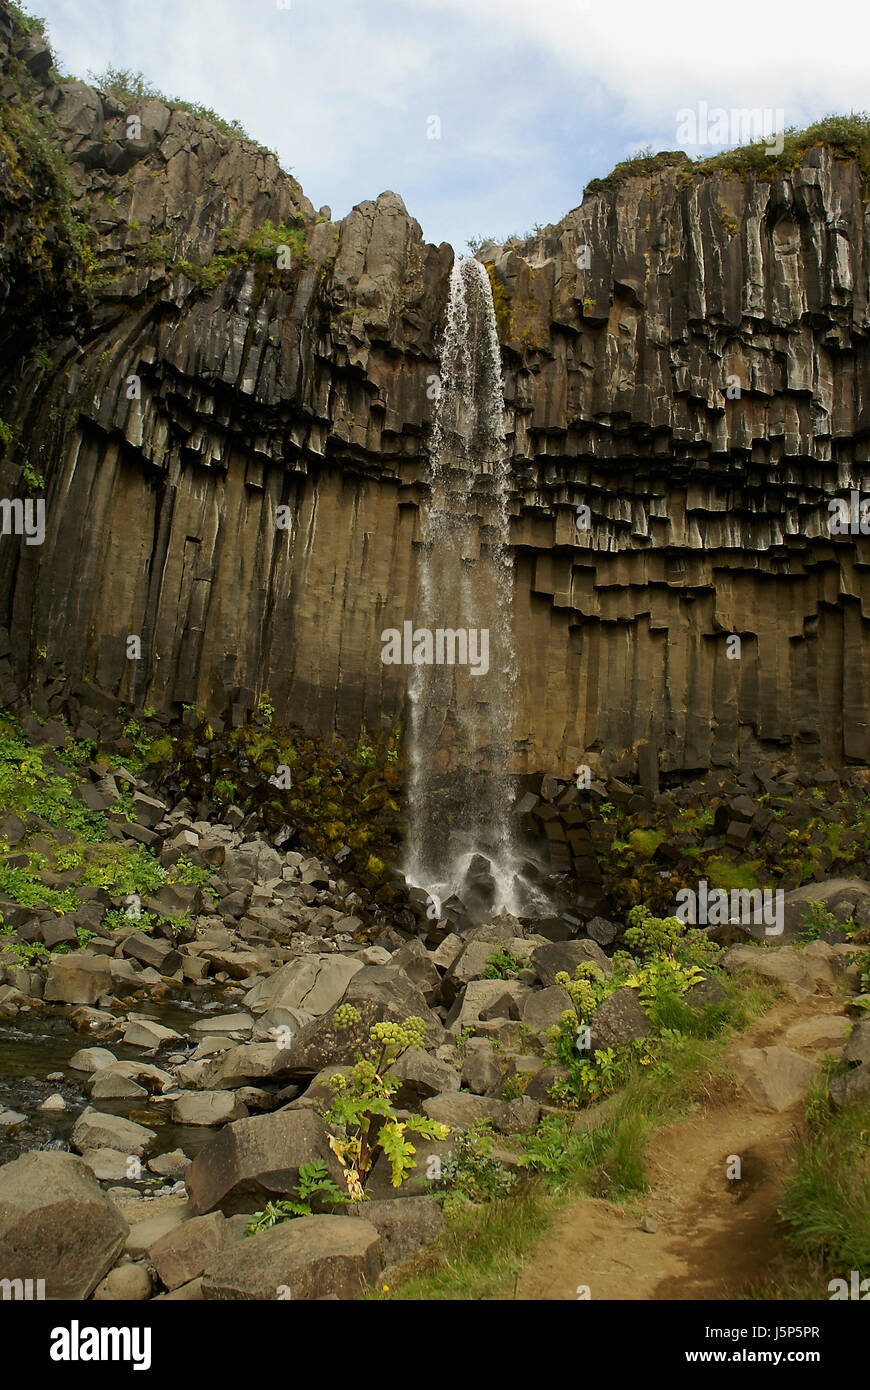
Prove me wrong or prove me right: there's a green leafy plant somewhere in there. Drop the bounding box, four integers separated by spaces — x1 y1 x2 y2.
319 1008 449 1196
244 1160 348 1233
484 946 530 980
428 1121 516 1214
797 900 847 946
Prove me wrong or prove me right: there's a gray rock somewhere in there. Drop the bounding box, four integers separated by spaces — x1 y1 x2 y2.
171 1091 249 1126
70 1106 156 1156
531 940 613 986
68 1046 118 1073
44 953 113 1005
0 1151 129 1299
242 954 362 1016
201 1214 382 1300
735 1045 820 1111
151 1211 227 1290
588 987 651 1051
345 1195 445 1266
185 1109 345 1216
93 1263 153 1300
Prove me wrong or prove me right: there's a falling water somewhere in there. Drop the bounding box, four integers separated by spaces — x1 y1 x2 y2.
404 257 521 918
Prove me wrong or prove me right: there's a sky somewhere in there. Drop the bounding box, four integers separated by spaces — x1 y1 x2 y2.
28 0 870 253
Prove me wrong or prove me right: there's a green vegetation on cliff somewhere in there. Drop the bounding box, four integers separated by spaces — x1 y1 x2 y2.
584 113 870 199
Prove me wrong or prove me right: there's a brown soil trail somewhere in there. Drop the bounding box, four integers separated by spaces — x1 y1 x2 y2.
515 994 847 1301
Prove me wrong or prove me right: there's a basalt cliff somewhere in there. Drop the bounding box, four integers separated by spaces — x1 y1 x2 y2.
2 0 870 780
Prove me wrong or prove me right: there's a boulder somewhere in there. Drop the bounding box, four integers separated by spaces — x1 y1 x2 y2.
93 1263 152 1300
520 984 572 1035
194 1042 297 1091
444 979 529 1031
722 943 838 999
44 953 112 1005
88 1060 174 1095
388 1048 461 1108
735 1045 820 1112
70 1107 156 1156
201 1214 382 1300
281 969 444 1076
150 1211 228 1290
0 1151 128 1299
185 1110 344 1216
68 1046 118 1074
148 1149 191 1179
172 1091 249 1126
242 954 362 1017
531 940 612 986
122 1017 183 1048
588 988 651 1051
844 1019 870 1066
79 1148 139 1181
345 1195 445 1267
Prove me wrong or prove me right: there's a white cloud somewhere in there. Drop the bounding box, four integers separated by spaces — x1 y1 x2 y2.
34 0 870 251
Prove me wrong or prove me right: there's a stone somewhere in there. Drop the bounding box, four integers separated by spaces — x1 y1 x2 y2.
44 952 113 1005
521 983 571 1034
120 933 181 973
843 1019 870 1066
70 1107 156 1156
282 969 444 1075
421 1092 507 1131
531 940 613 986
345 1195 445 1266
445 979 528 1031
588 987 652 1051
0 1151 129 1299
123 1017 183 1048
190 1012 254 1037
79 1148 139 1181
722 944 838 999
388 1048 461 1108
38 1093 67 1112
150 1211 227 1290
194 1042 297 1091
68 1046 118 1073
172 1091 249 1126
784 1015 851 1048
735 1045 820 1112
148 1149 191 1178
201 1215 382 1300
524 1065 571 1102
185 1110 345 1216
242 954 362 1016
93 1263 152 1300
461 1047 506 1095
585 916 622 946
89 1060 174 1095
125 1206 190 1255
89 1071 149 1100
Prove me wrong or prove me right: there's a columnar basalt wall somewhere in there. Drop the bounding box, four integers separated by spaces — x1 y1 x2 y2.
1 2 869 778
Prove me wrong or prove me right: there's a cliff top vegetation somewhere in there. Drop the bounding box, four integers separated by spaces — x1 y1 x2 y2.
583 112 870 197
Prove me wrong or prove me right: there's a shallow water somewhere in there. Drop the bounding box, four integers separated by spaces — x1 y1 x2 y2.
0 980 246 1172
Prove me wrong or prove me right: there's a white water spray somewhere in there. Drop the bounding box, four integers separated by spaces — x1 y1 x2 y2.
404 257 521 917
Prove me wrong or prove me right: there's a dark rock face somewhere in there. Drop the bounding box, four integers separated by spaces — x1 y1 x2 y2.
2 0 870 776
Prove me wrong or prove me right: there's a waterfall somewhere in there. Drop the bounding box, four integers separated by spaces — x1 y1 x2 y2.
403 257 521 919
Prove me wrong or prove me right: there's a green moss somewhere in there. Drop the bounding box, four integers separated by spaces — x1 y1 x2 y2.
483 261 511 339
583 114 870 203
584 147 692 196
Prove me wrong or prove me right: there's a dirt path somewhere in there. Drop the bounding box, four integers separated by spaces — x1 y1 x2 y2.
515 994 848 1300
